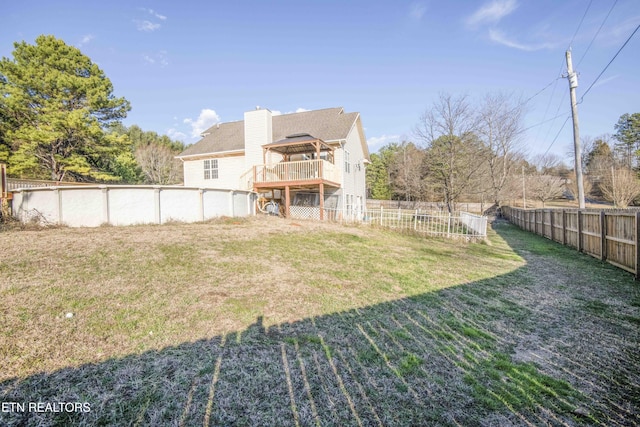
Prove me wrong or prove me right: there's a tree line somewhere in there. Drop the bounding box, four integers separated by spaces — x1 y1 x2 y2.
0 35 184 185
2 35 639 205
367 93 640 210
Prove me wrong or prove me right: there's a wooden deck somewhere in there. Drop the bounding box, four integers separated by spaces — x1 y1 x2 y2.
252 160 340 189
248 159 341 219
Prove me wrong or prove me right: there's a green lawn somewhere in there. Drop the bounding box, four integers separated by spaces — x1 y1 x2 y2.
0 217 638 426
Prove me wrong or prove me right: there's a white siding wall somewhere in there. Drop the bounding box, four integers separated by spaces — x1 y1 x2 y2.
244 109 272 169
183 156 245 189
335 117 367 213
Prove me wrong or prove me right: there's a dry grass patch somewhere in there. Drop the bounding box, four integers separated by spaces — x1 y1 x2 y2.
1 217 638 426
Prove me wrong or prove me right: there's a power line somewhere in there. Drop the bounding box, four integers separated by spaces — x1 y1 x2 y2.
533 68 565 144
542 115 572 156
517 111 570 136
569 0 594 49
520 77 562 108
579 23 640 103
532 2 592 155
576 0 618 67
505 76 561 117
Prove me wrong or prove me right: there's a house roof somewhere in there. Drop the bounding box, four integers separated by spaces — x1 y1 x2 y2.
177 107 364 158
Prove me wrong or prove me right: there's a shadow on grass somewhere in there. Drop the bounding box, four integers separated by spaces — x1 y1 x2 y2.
1 223 639 426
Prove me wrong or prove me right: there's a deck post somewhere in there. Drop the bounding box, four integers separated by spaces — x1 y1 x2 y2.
285 186 290 219
319 183 324 220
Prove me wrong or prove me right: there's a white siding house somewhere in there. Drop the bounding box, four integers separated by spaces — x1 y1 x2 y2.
176 107 369 219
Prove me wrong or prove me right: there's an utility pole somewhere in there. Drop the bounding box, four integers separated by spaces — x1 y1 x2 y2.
566 50 586 209
522 165 526 208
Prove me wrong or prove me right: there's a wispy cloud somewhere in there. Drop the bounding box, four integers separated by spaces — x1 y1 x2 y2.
272 108 310 116
466 0 517 28
133 8 166 32
409 3 427 21
367 134 400 151
135 20 161 32
166 128 187 141
597 15 640 46
489 29 558 51
592 74 620 90
142 51 169 67
184 109 221 138
141 8 167 21
77 34 94 47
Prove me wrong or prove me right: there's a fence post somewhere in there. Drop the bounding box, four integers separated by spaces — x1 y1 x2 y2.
635 211 640 281
531 210 535 233
600 211 607 261
414 209 418 231
101 186 109 225
56 187 63 225
550 209 555 241
577 210 583 253
561 209 566 246
199 189 205 221
229 190 235 217
154 187 161 224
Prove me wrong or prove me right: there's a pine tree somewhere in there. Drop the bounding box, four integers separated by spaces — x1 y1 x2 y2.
0 35 131 181
613 113 640 169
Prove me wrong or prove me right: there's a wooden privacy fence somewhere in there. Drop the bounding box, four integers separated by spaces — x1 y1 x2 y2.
502 206 640 279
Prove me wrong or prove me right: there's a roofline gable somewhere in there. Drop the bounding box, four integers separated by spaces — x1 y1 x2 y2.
177 107 362 158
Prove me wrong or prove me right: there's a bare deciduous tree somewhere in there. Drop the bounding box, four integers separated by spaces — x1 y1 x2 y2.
600 166 640 208
134 143 183 185
416 93 488 212
565 171 593 201
388 141 425 203
528 174 565 207
477 93 525 208
531 153 566 175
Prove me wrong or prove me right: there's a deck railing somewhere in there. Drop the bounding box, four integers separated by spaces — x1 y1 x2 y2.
253 160 339 185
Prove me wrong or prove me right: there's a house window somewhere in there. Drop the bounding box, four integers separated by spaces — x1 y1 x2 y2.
344 150 351 173
204 159 218 180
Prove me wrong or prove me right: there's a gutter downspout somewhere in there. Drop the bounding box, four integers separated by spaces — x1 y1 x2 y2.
339 140 346 215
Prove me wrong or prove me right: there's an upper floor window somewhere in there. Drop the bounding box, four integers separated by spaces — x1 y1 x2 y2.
204 159 218 179
344 150 351 173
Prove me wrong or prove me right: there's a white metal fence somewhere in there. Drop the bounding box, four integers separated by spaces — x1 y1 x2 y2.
288 206 487 239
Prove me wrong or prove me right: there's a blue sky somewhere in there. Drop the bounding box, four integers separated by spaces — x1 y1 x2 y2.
2 0 639 163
